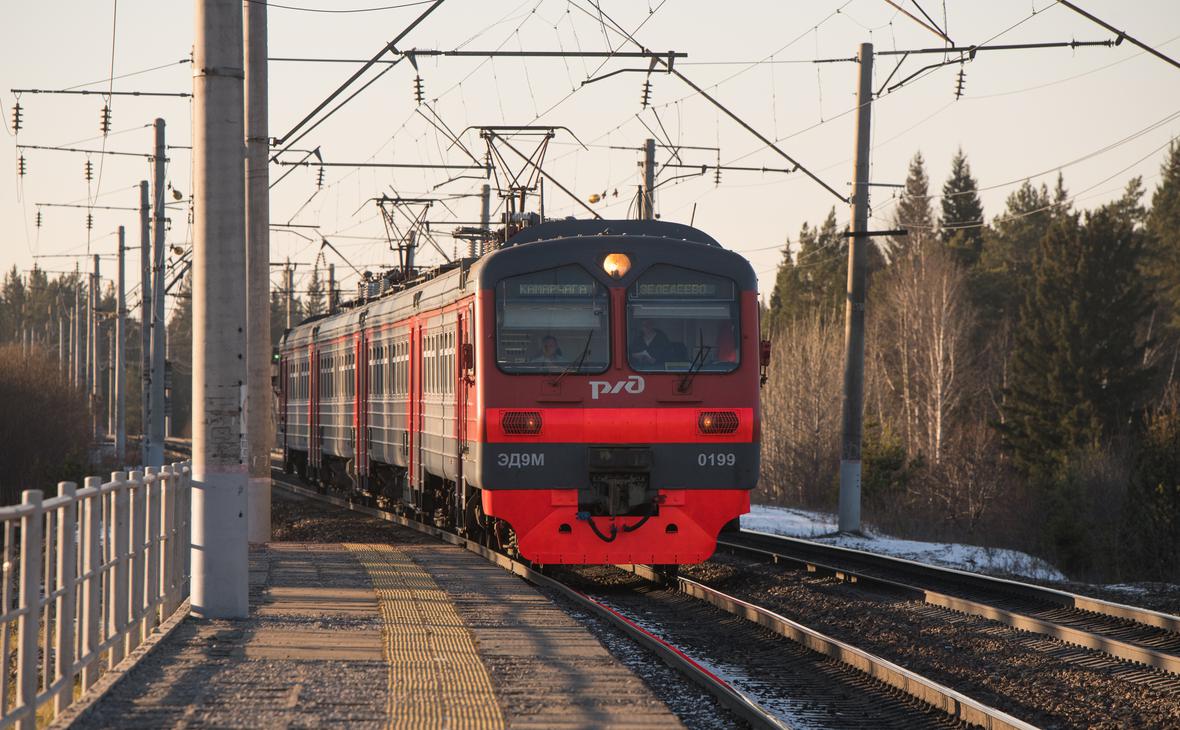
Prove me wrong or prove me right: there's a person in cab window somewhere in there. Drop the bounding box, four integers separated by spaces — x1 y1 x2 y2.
531 334 564 365
630 320 671 367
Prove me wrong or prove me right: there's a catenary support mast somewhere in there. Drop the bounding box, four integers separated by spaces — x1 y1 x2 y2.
640 138 655 220
116 225 126 463
148 120 167 466
838 43 873 534
245 0 273 543
191 0 249 618
139 181 151 464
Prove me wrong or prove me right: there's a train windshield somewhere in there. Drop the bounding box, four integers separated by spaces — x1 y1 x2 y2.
496 265 610 374
626 265 740 373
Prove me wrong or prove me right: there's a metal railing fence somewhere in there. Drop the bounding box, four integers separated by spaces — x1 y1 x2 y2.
0 462 191 728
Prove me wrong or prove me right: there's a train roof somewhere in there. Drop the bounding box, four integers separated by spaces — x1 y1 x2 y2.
503 219 721 247
280 219 751 350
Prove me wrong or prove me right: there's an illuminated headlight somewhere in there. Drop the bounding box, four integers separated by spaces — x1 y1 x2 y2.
502 411 543 435
602 253 631 279
698 411 739 435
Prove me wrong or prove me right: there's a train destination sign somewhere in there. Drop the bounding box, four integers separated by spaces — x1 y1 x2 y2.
636 282 720 298
512 282 595 297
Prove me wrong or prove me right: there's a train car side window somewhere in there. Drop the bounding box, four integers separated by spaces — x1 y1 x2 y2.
496 265 610 374
626 265 740 373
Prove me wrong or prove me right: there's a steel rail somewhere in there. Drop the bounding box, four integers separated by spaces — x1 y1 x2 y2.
728 529 1180 633
269 476 785 730
624 564 1037 730
719 530 1180 675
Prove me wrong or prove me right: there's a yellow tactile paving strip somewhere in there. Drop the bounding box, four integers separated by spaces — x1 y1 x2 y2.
345 543 507 730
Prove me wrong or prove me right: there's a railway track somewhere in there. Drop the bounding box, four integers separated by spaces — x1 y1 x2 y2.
719 529 1180 676
271 472 1029 729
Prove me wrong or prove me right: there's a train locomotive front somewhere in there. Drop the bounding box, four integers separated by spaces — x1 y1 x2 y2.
471 220 762 564
278 219 763 566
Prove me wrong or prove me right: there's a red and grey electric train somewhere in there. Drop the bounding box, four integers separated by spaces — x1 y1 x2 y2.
277 219 766 564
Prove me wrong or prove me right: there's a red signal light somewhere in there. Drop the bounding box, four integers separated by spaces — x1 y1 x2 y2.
698 411 738 435
502 411 543 435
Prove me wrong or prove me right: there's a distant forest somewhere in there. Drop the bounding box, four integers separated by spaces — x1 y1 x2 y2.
759 143 1180 582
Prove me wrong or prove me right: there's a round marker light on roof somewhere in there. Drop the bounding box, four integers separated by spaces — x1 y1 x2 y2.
603 253 631 279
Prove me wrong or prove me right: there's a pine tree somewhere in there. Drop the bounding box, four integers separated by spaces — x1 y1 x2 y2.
166 272 193 437
766 209 847 331
1147 141 1180 333
1002 202 1153 482
305 267 325 318
1 266 27 342
940 148 985 268
887 151 936 260
1052 172 1070 217
766 237 800 335
976 181 1052 326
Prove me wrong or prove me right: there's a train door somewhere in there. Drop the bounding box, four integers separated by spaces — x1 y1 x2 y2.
407 323 421 499
309 325 321 477
353 317 368 489
279 354 289 465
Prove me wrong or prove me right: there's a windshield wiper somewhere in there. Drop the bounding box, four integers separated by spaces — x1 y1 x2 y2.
549 331 594 387
677 342 711 393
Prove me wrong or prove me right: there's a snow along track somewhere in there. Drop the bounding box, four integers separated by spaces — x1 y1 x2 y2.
720 530 1180 676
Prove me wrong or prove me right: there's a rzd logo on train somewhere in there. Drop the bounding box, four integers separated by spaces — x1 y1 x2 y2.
589 375 645 400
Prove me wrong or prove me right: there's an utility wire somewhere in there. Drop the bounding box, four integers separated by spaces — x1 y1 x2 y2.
1056 0 1180 71
272 0 446 151
572 0 847 202
243 0 433 13
63 58 190 91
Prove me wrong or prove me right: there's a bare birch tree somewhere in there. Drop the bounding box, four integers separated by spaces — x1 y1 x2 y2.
759 313 844 507
873 246 975 466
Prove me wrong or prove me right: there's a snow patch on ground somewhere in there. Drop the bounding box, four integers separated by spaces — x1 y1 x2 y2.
739 505 837 539
743 504 1067 582
1102 583 1152 596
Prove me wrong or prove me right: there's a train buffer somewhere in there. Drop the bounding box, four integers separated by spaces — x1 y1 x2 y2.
60 508 683 729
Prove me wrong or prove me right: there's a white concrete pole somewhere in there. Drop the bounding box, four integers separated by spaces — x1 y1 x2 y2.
58 313 65 373
91 255 101 441
284 262 294 330
108 328 115 436
86 261 95 401
327 263 335 314
479 183 491 256
192 0 249 618
73 269 82 388
245 0 272 543
838 43 873 534
641 137 655 220
116 225 127 463
140 181 151 464
148 120 167 466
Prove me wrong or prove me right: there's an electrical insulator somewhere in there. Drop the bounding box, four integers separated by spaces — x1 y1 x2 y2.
17 154 26 177
11 102 22 133
84 160 94 182
954 67 967 100
317 165 325 189
640 79 652 109
99 104 112 134
713 167 722 187
413 75 425 104
86 214 94 231
35 211 42 228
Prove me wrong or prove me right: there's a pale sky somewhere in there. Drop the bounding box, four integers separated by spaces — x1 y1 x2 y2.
3 1 1178 316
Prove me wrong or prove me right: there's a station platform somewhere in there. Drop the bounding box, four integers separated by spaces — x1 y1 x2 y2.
66 503 682 729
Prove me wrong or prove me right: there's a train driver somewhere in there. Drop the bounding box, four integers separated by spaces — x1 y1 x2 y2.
531 334 565 364
630 320 671 368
